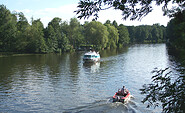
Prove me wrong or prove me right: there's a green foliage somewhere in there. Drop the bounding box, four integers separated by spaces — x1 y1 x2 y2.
118 24 130 47
84 21 109 50
60 33 71 52
127 25 166 43
45 17 62 52
166 10 185 51
68 18 84 48
26 19 47 53
15 12 30 52
60 21 72 52
0 5 168 54
140 68 185 113
75 0 184 21
0 5 17 52
112 20 118 28
106 24 119 49
104 20 111 25
45 24 58 52
127 26 136 43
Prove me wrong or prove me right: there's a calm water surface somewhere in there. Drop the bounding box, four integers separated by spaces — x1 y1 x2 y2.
0 44 176 112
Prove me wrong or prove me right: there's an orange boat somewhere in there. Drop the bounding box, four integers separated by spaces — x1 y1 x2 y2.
113 91 130 102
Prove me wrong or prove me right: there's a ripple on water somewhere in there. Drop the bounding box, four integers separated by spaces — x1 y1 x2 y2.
0 44 171 112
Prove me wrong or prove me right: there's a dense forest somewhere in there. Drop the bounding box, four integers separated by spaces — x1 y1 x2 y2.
0 5 168 53
166 10 185 52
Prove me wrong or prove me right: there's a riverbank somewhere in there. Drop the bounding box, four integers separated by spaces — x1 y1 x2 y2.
0 52 45 57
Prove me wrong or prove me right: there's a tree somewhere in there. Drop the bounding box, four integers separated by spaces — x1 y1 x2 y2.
15 12 30 52
141 26 150 43
140 68 185 113
44 17 63 52
112 20 118 28
84 21 109 50
106 24 119 49
49 17 62 52
166 10 185 51
126 25 166 43
60 20 69 35
26 19 47 53
118 24 130 47
68 18 84 48
60 21 72 52
0 5 17 52
135 26 145 43
104 20 111 25
151 24 165 43
75 0 184 20
127 26 136 43
60 33 71 52
45 24 58 52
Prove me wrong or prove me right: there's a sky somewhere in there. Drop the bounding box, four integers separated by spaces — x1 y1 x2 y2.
1 0 171 27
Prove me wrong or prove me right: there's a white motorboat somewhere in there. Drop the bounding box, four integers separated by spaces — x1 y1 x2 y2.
83 51 100 63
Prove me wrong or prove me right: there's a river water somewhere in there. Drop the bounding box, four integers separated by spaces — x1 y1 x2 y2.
0 44 177 112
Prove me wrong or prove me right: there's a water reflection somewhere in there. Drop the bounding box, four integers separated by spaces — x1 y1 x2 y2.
83 62 100 73
0 44 177 112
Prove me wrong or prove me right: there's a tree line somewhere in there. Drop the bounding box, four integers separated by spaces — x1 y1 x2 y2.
127 24 166 43
0 5 166 53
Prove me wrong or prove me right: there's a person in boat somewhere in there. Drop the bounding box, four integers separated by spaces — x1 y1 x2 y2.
118 86 129 96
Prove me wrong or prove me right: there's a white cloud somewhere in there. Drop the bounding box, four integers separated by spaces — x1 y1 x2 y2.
15 9 33 14
33 4 78 26
16 4 78 27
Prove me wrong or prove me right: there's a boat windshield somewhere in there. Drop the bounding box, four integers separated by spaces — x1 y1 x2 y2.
84 55 91 58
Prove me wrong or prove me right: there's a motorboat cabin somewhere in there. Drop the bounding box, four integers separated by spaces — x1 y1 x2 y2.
83 51 100 63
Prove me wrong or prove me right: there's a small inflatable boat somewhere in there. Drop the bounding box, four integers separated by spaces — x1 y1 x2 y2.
112 91 130 102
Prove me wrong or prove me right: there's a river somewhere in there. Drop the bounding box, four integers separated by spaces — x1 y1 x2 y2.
0 44 178 112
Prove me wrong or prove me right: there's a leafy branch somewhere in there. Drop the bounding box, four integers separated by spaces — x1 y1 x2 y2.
140 67 185 113
75 0 185 21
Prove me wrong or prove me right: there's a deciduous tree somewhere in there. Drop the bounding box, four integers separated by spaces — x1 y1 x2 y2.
84 21 109 50
0 5 17 52
27 19 47 53
118 24 129 47
106 24 119 49
15 12 30 52
140 68 185 113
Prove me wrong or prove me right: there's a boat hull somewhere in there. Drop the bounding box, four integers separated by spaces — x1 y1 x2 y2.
112 92 130 103
83 51 100 63
83 58 100 63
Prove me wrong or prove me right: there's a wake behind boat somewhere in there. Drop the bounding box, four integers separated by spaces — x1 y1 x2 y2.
83 51 100 63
